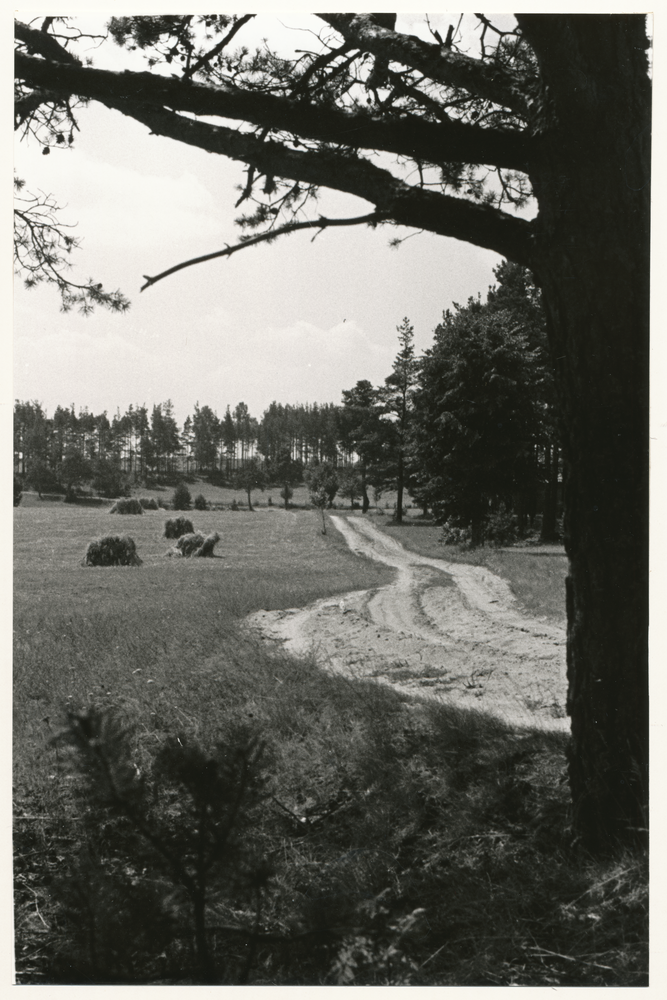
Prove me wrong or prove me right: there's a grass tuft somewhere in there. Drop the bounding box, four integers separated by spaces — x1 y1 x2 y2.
14 505 645 985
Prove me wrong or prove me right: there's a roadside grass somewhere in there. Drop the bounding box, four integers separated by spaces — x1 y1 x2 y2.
368 515 568 624
14 505 645 985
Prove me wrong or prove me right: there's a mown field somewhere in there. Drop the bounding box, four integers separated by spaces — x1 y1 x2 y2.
14 501 646 986
14 503 394 813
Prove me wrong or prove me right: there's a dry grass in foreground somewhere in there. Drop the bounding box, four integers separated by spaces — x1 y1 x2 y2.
14 504 645 985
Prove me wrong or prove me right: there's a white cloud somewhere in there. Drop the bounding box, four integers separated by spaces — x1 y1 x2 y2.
16 149 222 253
13 311 394 424
170 318 394 416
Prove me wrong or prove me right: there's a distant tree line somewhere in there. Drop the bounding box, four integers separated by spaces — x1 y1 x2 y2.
15 262 561 542
14 398 342 495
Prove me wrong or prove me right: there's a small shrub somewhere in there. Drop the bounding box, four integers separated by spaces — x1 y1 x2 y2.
268 496 273 506
82 535 142 567
14 476 23 507
164 516 194 539
193 493 208 511
485 504 519 547
176 532 206 557
230 499 239 512
440 519 473 547
139 497 159 510
109 498 144 515
172 482 192 511
48 707 269 984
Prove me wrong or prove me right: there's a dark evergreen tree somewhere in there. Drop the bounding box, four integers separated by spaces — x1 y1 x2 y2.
14 400 49 473
91 455 128 498
381 319 420 525
233 402 257 462
269 447 302 509
337 467 364 509
486 261 560 538
339 381 388 513
151 401 182 475
61 448 93 499
25 457 59 498
172 481 192 511
220 406 237 473
192 403 220 472
411 301 541 547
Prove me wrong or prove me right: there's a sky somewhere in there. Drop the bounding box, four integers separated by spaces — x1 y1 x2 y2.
13 11 508 427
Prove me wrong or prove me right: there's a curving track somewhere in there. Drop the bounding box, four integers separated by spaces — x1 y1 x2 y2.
245 516 568 730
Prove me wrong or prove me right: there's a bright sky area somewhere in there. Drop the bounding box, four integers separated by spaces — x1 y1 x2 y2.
13 11 509 425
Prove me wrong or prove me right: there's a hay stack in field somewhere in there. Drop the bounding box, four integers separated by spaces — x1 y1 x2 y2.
175 532 206 557
164 516 195 539
193 531 220 557
109 498 143 515
169 531 220 558
82 535 142 567
139 497 159 510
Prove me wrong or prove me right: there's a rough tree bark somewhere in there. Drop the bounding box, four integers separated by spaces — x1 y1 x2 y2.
540 444 559 544
519 15 650 848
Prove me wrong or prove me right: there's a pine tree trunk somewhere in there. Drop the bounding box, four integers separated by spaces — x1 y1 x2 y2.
395 451 404 524
527 16 650 848
470 515 484 550
540 443 558 543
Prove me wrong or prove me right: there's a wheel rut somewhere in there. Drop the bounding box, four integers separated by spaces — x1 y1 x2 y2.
245 516 568 730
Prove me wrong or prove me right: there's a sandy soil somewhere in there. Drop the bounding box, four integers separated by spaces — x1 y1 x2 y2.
245 516 568 731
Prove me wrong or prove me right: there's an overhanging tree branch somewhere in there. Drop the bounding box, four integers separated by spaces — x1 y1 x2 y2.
140 212 389 291
96 99 533 265
184 13 256 80
15 18 81 64
14 88 58 127
13 193 130 315
15 49 531 170
317 13 529 115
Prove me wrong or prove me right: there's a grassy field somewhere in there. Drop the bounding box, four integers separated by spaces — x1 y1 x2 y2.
14 504 393 804
14 501 645 986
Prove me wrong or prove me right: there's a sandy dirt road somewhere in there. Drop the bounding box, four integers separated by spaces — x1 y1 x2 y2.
245 516 568 731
